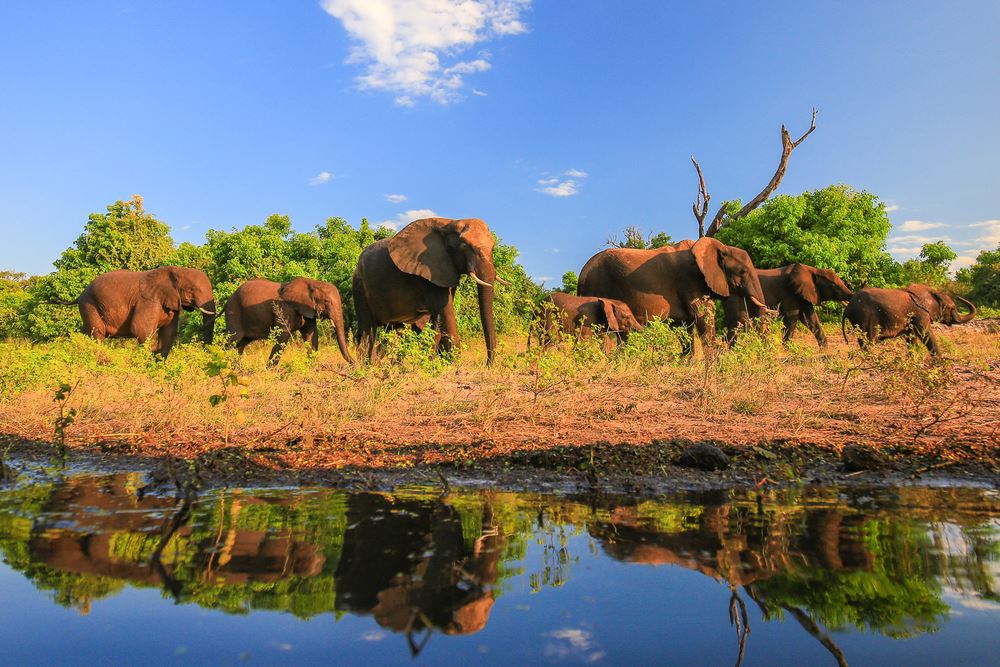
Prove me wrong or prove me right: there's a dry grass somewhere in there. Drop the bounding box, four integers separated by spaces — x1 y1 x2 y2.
1 321 998 472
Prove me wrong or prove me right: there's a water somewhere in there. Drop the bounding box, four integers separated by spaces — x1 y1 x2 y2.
0 471 997 665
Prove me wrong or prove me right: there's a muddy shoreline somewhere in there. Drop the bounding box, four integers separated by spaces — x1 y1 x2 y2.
3 436 996 496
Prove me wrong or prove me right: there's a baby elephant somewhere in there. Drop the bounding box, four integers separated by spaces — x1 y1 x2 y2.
531 293 642 349
225 277 354 364
842 284 975 355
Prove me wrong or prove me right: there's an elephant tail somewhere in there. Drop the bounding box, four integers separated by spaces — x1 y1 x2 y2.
841 311 849 343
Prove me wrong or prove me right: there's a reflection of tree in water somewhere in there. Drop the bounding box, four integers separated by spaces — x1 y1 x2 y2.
586 487 999 664
0 475 997 659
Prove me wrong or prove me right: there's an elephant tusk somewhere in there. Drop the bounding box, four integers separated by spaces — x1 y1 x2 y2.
198 306 217 316
750 296 768 310
495 275 512 286
468 271 493 288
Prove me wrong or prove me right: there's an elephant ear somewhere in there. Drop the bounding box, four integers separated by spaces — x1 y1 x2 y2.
789 264 819 304
388 218 460 288
142 274 182 312
691 237 730 297
279 279 317 319
599 300 620 332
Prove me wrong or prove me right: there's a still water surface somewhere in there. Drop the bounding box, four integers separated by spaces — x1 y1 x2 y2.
0 470 997 665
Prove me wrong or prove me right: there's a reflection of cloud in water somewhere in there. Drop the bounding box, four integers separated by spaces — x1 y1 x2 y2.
543 628 606 662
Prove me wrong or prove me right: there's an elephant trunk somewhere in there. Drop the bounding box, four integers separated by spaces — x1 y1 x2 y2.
744 270 770 312
953 294 977 323
200 299 217 345
471 255 497 365
333 312 355 365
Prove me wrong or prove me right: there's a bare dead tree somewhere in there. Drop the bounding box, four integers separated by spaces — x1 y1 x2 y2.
692 108 818 238
691 156 711 239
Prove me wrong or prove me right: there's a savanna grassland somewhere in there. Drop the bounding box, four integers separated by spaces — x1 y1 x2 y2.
1 318 997 481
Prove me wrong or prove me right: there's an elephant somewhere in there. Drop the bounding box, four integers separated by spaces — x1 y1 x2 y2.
223 277 354 364
722 263 854 347
577 236 768 356
353 217 500 364
841 284 976 355
529 292 643 350
56 266 216 358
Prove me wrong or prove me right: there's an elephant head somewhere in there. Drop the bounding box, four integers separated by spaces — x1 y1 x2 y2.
388 217 498 363
278 277 354 364
789 264 854 305
153 266 216 343
906 284 976 325
690 237 768 309
599 299 642 340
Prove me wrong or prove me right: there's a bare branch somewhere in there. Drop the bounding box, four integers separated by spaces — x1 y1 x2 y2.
691 156 711 238
706 107 818 237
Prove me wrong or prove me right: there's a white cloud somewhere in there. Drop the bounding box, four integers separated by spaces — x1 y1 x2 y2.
384 193 408 203
533 275 552 284
888 234 952 246
472 88 488 96
971 219 1000 245
537 180 580 197
536 167 587 197
898 219 947 232
321 0 531 105
882 202 900 212
888 246 924 255
309 171 335 185
378 208 438 230
952 255 977 271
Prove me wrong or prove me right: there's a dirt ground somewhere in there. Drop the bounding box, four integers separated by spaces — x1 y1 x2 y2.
1 322 998 491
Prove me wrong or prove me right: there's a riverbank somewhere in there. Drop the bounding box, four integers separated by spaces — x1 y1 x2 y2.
1 323 997 492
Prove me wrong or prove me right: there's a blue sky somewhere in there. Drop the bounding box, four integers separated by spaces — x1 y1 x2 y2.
1 1 998 283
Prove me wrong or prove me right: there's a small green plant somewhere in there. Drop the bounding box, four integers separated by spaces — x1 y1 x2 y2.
204 347 247 446
53 381 79 460
376 325 451 375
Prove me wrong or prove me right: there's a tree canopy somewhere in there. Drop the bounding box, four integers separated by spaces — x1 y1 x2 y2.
715 185 894 286
956 245 1000 307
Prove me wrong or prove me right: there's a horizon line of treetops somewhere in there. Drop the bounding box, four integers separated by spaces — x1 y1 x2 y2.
1 188 998 347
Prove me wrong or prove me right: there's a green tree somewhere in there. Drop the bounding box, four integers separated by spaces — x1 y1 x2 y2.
897 241 957 287
0 271 31 338
607 226 673 249
956 245 1000 307
716 185 893 287
560 271 578 294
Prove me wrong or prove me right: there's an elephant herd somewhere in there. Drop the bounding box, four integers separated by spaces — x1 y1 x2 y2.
54 216 978 363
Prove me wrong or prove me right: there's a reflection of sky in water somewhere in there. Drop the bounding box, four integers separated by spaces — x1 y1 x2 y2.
0 473 997 665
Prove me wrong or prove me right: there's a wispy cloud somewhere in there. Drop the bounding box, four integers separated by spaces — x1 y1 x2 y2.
321 0 531 106
883 202 900 213
536 167 587 197
378 208 438 231
471 88 488 96
384 193 408 203
898 219 947 232
971 219 1000 245
309 171 335 186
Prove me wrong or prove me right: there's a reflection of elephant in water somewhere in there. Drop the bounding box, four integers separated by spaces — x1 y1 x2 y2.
224 277 354 364
842 284 975 355
335 493 501 644
578 237 768 355
353 217 499 364
530 293 643 349
723 263 854 347
54 267 216 358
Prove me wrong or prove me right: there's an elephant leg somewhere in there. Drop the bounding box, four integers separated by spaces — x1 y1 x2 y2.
801 305 826 347
352 285 377 362
301 319 319 352
679 322 697 357
267 330 293 366
694 315 715 357
437 301 458 355
912 315 940 355
235 337 252 355
152 317 179 358
79 301 106 340
782 311 799 344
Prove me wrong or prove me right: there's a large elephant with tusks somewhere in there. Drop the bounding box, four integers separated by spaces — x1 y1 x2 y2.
352 217 501 364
